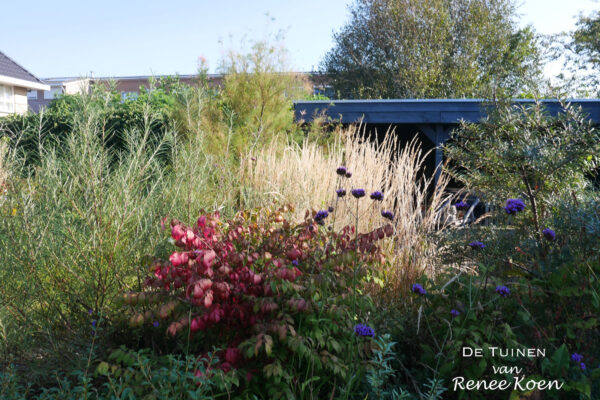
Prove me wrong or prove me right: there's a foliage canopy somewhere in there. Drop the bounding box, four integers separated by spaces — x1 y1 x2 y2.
321 0 543 99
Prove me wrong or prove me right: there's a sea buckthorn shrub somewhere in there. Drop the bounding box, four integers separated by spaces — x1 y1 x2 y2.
121 205 393 398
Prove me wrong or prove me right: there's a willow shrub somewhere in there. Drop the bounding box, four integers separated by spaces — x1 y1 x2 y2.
0 93 242 381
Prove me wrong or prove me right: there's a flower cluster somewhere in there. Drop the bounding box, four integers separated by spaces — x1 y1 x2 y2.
495 285 510 297
454 201 469 210
411 283 427 296
542 228 555 241
351 189 366 199
336 166 352 178
381 210 394 221
450 309 460 318
336 189 346 198
370 191 384 201
354 323 375 337
571 353 586 370
504 198 526 215
315 210 329 225
468 241 485 249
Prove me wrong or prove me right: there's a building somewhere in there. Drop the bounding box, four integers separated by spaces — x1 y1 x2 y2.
28 74 223 112
0 51 49 116
28 72 327 112
293 98 600 184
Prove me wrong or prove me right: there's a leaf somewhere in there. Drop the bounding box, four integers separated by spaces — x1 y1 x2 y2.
265 335 273 356
550 344 569 376
96 361 110 376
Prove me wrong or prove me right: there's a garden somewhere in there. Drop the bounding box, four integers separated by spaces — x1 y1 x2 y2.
1 6 600 398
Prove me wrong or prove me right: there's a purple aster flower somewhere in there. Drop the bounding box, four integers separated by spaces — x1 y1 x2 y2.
153 321 159 328
354 323 375 337
450 309 460 318
454 201 469 210
88 309 93 315
92 320 97 328
504 198 526 215
468 241 486 249
495 285 510 297
370 191 384 201
328 206 334 213
345 172 352 178
381 210 394 221
571 353 583 363
580 362 586 371
351 189 365 199
336 166 347 176
292 259 299 266
542 228 555 241
336 189 346 198
411 283 427 295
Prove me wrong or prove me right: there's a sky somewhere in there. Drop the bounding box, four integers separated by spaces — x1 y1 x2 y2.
1 0 598 79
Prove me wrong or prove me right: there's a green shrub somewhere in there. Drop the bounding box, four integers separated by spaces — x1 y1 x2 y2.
444 100 600 238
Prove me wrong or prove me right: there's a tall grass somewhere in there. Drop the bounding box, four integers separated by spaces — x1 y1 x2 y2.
240 127 454 290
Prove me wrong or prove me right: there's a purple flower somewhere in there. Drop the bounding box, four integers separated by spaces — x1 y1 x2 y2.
315 210 329 222
370 191 384 201
468 241 486 249
381 210 394 221
328 206 334 213
411 283 427 296
345 172 352 178
88 309 93 315
351 189 365 199
450 309 460 318
542 228 555 241
571 353 583 363
292 259 299 266
354 323 375 337
580 362 586 371
153 321 159 328
495 285 510 297
336 166 347 176
92 320 97 328
454 201 469 210
336 189 346 198
504 198 526 215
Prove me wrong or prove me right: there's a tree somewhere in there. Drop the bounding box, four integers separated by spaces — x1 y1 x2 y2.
552 10 600 96
321 0 543 99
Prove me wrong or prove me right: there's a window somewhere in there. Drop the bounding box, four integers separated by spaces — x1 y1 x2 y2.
44 87 62 100
27 90 38 100
121 91 138 101
0 85 14 113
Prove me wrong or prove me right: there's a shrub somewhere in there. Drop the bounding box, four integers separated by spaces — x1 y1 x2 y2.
444 100 600 237
122 206 392 397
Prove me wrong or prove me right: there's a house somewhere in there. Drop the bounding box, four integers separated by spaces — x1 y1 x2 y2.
0 51 49 116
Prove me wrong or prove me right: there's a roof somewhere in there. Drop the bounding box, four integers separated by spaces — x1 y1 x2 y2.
294 99 600 125
0 51 45 85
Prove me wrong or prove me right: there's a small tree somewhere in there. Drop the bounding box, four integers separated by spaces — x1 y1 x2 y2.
219 39 311 154
444 100 600 236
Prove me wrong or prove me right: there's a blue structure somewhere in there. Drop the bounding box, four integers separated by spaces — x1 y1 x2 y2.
294 99 600 181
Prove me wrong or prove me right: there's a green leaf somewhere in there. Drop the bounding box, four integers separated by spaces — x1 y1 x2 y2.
550 344 569 376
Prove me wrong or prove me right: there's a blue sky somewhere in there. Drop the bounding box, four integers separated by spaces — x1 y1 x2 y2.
1 0 598 79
